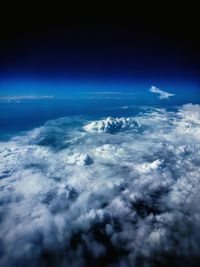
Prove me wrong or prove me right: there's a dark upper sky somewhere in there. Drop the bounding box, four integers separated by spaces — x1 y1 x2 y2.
0 4 199 83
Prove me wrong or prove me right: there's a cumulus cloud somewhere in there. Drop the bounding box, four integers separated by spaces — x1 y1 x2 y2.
83 117 139 134
64 153 93 166
150 85 175 99
0 104 200 267
134 159 162 173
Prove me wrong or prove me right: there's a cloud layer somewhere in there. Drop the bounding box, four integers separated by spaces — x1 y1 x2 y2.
0 104 200 267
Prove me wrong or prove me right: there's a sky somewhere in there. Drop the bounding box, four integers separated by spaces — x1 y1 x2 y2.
0 5 199 96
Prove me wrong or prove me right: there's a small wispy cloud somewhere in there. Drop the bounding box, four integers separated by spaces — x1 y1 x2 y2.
150 86 175 99
1 104 200 267
0 95 55 102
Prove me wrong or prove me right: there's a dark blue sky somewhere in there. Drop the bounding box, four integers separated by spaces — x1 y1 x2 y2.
0 6 199 96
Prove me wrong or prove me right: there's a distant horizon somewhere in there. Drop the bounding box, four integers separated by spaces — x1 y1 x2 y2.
0 78 199 98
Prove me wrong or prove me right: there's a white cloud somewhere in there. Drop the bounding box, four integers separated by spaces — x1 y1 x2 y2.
63 153 93 166
150 85 175 99
0 104 200 266
83 117 139 134
134 159 162 173
93 144 124 159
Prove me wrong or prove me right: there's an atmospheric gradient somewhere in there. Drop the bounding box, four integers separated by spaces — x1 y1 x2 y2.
0 8 200 267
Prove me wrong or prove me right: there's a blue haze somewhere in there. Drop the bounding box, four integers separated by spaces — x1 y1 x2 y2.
0 80 199 139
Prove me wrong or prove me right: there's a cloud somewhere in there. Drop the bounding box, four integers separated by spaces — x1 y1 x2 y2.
134 159 162 173
0 95 55 103
0 104 200 267
83 117 139 134
150 85 175 99
178 103 200 123
64 153 93 166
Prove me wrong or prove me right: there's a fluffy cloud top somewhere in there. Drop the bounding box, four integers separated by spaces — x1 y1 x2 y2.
83 117 138 134
150 85 175 99
0 104 200 267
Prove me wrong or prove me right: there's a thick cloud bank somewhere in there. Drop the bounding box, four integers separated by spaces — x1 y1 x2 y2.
150 86 175 99
1 104 200 267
